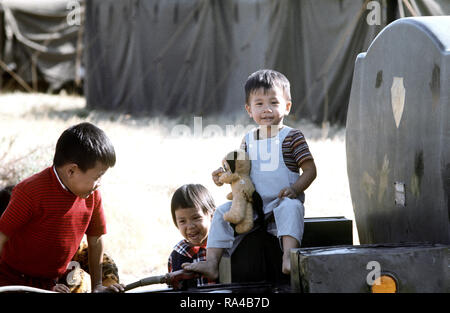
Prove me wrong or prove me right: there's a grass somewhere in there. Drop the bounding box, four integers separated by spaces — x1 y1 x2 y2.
0 92 357 288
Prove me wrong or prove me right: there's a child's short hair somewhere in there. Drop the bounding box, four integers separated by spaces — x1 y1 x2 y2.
53 122 116 172
244 69 291 104
170 184 215 227
0 185 14 215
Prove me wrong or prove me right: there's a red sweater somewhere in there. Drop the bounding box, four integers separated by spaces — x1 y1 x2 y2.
0 167 107 279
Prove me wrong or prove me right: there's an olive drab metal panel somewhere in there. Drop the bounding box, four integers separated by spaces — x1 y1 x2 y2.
346 17 450 245
291 244 449 293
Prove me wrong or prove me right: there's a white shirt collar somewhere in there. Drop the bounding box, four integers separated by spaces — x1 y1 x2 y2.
53 166 68 191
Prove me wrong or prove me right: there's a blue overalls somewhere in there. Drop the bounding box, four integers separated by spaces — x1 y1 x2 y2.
207 126 305 254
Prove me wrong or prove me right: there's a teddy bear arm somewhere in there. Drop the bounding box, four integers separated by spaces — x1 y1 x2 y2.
218 172 231 184
223 195 247 224
234 202 254 234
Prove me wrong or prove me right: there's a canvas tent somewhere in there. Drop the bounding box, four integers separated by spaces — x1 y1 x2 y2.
1 0 449 124
83 0 450 124
84 0 388 125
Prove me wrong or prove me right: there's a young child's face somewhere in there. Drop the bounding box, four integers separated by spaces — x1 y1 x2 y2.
66 161 109 199
245 86 291 127
175 206 211 246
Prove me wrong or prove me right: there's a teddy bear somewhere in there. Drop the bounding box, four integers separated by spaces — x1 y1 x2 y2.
218 149 255 234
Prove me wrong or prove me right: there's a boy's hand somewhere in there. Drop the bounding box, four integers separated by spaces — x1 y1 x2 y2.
52 283 71 293
278 159 317 200
92 283 125 293
278 187 298 199
211 168 225 186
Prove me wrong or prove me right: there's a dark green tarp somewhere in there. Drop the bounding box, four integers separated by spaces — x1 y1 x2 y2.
83 0 449 124
1 0 449 124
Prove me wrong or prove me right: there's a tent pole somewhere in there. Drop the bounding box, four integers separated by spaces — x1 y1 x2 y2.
31 55 38 91
397 0 405 17
0 58 33 92
75 1 85 87
402 0 418 16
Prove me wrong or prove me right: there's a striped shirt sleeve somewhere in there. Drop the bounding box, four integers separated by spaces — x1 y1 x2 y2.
282 129 314 172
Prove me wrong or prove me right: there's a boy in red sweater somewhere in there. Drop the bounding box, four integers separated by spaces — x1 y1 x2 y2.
0 122 124 293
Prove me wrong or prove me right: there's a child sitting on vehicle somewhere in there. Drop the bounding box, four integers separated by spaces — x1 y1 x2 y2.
168 184 217 288
182 69 317 282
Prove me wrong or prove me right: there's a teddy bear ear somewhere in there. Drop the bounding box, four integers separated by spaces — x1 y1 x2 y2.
225 151 236 161
228 159 236 173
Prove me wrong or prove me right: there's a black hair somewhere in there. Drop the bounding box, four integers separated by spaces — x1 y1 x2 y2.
170 184 215 227
0 185 14 216
244 69 291 104
53 122 116 172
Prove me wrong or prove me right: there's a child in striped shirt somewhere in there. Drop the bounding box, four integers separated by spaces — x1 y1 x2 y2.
0 122 124 293
183 69 317 283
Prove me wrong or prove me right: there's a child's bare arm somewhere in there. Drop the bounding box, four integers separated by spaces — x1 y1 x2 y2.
278 159 317 198
87 235 124 293
87 235 105 292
